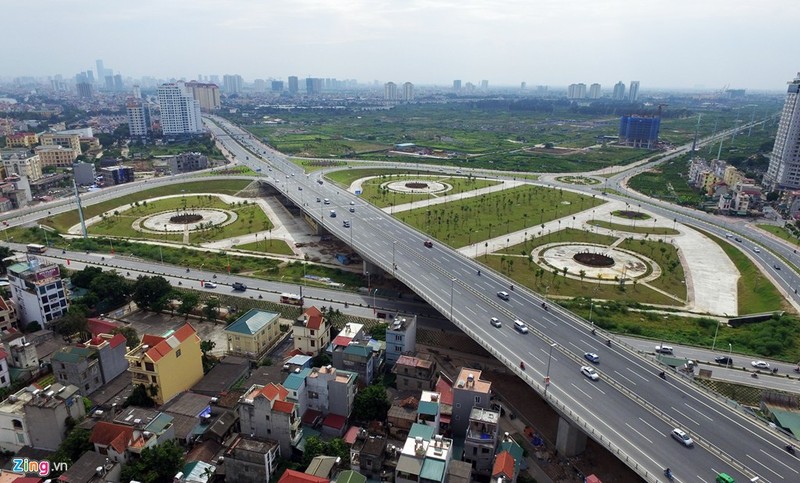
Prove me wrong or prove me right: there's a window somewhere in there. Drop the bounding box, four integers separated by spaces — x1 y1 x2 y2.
455 403 461 409
152 375 157 383
310 330 315 336
310 340 315 347
176 349 181 358
145 362 155 372
12 419 22 430
474 396 481 404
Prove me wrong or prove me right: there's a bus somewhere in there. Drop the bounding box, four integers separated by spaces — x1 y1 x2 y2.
26 243 47 254
280 293 303 306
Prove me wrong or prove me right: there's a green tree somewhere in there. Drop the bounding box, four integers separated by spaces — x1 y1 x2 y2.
370 323 389 341
352 384 390 422
120 440 184 483
90 271 132 308
302 437 350 468
52 428 92 466
0 245 13 274
55 305 89 338
112 326 140 348
132 276 172 311
203 298 221 321
71 266 103 288
177 291 199 318
124 384 156 408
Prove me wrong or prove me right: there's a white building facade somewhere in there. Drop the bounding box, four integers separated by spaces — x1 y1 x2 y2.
157 82 204 136
765 73 800 190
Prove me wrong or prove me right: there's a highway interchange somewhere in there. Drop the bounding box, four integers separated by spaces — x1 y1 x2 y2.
3 115 800 482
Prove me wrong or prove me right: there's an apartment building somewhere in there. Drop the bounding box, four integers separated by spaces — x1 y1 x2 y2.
463 407 501 474
125 324 203 405
34 145 78 167
0 382 84 451
39 132 82 153
292 306 330 355
384 315 417 364
393 354 436 392
6 260 68 328
395 423 453 483
451 368 492 437
1 150 43 181
224 434 281 483
52 333 128 396
238 383 302 455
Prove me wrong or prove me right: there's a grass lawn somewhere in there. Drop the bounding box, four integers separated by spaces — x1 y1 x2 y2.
586 220 680 235
45 180 253 233
234 239 295 256
87 196 273 244
489 228 685 304
289 158 354 173
395 185 605 248
756 224 800 246
200 165 258 176
358 175 501 208
698 229 787 314
326 168 444 188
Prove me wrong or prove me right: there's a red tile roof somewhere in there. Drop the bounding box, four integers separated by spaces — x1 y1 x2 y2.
492 451 515 479
333 335 352 347
107 333 126 348
323 413 347 430
0 296 9 311
278 469 329 483
302 409 322 425
90 421 134 454
259 383 289 402
343 425 361 445
141 324 196 362
435 376 454 405
272 400 295 414
302 306 324 330
87 318 120 337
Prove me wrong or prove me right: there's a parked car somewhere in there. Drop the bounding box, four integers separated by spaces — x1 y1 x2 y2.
580 366 599 381
671 428 694 447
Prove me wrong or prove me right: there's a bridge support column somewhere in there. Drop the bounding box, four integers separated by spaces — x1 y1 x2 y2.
555 417 588 457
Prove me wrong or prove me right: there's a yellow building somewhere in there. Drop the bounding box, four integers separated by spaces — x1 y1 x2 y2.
699 171 718 195
34 146 78 167
39 132 82 154
723 165 745 188
125 323 203 405
292 306 330 356
5 132 38 148
224 309 282 358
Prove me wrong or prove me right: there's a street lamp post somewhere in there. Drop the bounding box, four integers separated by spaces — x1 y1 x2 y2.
450 278 456 319
589 302 594 328
545 343 557 395
372 288 378 315
366 271 370 291
711 321 721 352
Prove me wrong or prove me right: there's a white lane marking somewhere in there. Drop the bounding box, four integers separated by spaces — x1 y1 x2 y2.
626 367 650 382
758 448 799 474
638 417 662 435
671 407 700 426
528 352 545 365
570 383 593 400
624 422 654 445
613 370 638 386
684 403 713 421
746 453 783 479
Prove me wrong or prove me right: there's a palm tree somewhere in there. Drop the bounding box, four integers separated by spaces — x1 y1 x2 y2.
579 270 586 284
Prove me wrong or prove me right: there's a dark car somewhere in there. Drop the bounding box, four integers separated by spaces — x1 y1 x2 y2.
232 282 247 291
424 240 433 248
714 356 733 366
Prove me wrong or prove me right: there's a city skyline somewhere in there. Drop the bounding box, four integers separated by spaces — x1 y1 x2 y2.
3 0 797 90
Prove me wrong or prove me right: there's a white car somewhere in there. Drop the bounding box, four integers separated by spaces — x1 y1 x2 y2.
203 281 217 289
580 366 599 381
671 428 694 447
751 360 770 369
490 317 502 328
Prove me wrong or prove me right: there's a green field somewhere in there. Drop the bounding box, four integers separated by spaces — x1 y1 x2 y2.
756 224 800 246
586 220 680 235
357 175 501 208
44 180 252 233
395 185 605 248
325 167 445 187
234 239 295 256
627 154 702 205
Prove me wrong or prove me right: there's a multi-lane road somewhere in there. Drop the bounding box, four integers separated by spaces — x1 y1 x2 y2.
205 116 800 482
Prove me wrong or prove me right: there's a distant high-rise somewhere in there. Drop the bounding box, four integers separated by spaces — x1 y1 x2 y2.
113 74 123 92
403 82 414 101
765 73 800 190
384 82 397 101
76 82 93 99
132 85 141 99
95 59 105 82
306 78 323 95
271 81 284 92
253 79 267 92
629 81 640 102
104 75 114 91
567 83 586 99
157 82 204 135
589 83 602 99
520 82 526 90
288 76 299 95
612 81 626 101
453 80 461 91
86 70 94 83
619 115 660 149
185 82 221 111
480 80 488 89
127 99 151 137
222 74 243 94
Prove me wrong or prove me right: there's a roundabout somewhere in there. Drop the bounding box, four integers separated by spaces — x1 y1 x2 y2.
382 179 453 195
136 208 237 233
534 243 657 282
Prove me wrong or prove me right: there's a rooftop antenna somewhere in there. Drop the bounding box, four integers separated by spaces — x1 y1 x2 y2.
72 178 88 239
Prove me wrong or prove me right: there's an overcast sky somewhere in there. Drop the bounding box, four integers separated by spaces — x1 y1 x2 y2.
5 0 798 90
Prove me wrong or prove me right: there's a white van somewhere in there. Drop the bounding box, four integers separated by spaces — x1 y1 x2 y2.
513 320 528 334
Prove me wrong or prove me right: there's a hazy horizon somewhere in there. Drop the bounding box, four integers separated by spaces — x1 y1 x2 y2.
5 0 799 91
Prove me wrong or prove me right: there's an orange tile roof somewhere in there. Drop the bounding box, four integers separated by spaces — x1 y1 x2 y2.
272 400 295 414
492 451 515 479
90 421 134 454
278 469 329 483
260 383 289 402
141 324 196 362
302 306 324 330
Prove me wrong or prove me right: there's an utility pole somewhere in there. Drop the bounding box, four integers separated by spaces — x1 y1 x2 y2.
73 179 88 239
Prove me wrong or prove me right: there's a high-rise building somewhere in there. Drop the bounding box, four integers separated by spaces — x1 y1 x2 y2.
222 74 243 94
185 81 221 110
7 259 68 328
76 82 93 98
271 80 284 92
589 83 602 99
104 75 114 91
157 82 204 135
306 78 323 95
765 73 800 190
520 81 526 90
253 79 267 92
384 82 397 101
127 99 151 137
629 81 640 102
132 85 141 99
618 115 660 149
612 81 626 101
480 80 489 89
567 83 586 99
453 80 461 91
95 59 105 83
113 74 123 92
403 82 414 101
288 76 299 95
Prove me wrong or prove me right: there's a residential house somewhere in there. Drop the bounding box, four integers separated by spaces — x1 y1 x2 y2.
224 309 282 359
24 383 86 451
393 354 436 392
332 338 383 386
336 470 368 483
0 385 56 450
238 383 302 455
388 396 418 439
55 450 122 483
125 324 203 405
463 407 501 474
51 346 104 396
494 433 525 483
435 376 454 435
350 428 387 479
305 455 339 479
176 460 216 483
304 365 357 427
451 368 492 437
84 333 129 385
191 355 250 397
0 350 8 389
395 423 453 483
0 296 18 333
89 421 134 463
278 469 329 483
224 434 281 483
161 391 216 445
384 315 417 364
113 407 175 447
416 391 441 430
292 306 330 356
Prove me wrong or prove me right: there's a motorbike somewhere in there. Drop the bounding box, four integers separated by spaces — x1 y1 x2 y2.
126 272 130 276
606 339 612 347
477 270 481 276
591 329 596 336
786 444 796 455
663 469 673 481
520 361 525 370
794 367 800 373
186 268 190 273
659 371 666 380
510 284 514 291
772 367 779 374
258 294 263 299
751 372 759 378
178 281 182 285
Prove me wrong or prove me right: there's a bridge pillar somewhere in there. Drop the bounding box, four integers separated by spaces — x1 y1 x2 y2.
555 417 588 457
